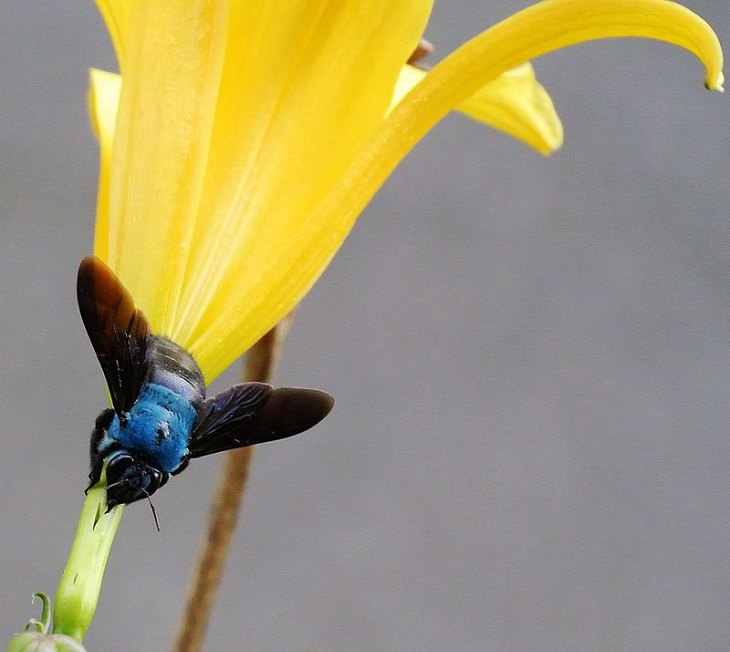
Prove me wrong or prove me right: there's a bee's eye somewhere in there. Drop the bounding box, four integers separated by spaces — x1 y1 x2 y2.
104 452 168 509
106 452 136 486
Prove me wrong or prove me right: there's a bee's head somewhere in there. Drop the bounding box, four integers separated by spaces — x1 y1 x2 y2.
105 451 169 510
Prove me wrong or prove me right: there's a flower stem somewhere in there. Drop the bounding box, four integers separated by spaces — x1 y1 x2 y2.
53 481 124 641
172 317 292 652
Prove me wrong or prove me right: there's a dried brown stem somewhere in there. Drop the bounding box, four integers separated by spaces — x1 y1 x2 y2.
172 315 293 652
407 37 434 68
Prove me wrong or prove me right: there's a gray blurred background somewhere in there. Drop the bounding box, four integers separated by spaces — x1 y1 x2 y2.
1 2 728 651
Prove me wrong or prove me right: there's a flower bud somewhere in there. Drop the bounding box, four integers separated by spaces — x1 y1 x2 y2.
6 631 86 652
5 594 86 652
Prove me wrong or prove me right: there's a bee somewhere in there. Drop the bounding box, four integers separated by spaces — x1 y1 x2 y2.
77 256 333 511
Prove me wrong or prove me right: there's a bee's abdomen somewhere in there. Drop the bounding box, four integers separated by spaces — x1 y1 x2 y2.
147 336 206 401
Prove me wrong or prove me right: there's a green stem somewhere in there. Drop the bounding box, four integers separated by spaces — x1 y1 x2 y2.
53 481 123 641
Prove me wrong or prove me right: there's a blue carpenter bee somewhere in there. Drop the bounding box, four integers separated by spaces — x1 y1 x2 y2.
78 256 333 511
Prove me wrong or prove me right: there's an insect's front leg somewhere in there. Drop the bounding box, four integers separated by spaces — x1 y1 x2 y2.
86 408 115 493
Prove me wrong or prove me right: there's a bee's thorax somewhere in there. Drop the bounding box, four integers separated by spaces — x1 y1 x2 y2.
146 336 205 401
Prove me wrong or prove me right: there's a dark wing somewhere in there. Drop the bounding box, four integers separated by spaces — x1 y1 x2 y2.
77 256 151 414
189 382 334 458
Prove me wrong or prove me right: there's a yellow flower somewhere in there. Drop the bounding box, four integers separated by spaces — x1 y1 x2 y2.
89 0 722 383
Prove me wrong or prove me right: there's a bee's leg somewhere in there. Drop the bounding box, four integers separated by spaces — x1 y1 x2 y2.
87 408 115 493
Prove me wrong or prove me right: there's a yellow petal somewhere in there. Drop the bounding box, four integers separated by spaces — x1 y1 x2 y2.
95 0 722 383
392 63 563 155
215 0 721 380
164 1 432 377
454 63 563 155
105 0 229 334
94 0 130 70
88 68 121 262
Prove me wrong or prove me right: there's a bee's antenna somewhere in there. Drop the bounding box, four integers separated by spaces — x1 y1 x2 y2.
141 488 161 532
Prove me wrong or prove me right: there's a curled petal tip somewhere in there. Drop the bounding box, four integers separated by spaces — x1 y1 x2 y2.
706 72 724 92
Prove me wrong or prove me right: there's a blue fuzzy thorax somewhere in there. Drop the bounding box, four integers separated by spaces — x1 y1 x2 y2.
106 382 198 473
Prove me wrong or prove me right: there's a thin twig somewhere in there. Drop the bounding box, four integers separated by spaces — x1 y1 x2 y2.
406 37 434 68
173 315 293 652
